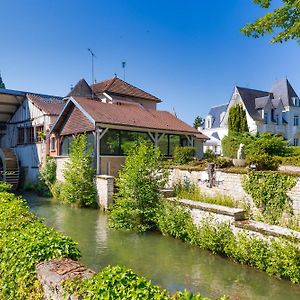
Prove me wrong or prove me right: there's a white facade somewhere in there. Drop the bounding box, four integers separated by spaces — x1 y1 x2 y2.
202 79 300 154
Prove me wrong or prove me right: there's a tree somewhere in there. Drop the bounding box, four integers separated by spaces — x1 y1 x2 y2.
61 133 97 207
242 0 300 44
0 73 5 89
193 116 203 129
227 104 249 136
109 141 168 232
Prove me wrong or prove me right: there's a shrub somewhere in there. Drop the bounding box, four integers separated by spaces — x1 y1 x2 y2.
63 265 223 300
109 142 168 232
0 191 81 299
203 149 216 161
37 156 57 196
157 203 300 283
214 157 233 168
246 152 281 170
242 171 297 224
60 134 97 207
227 104 249 136
173 146 196 164
221 135 240 158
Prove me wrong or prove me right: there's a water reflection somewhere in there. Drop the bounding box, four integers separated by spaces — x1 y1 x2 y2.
25 193 300 300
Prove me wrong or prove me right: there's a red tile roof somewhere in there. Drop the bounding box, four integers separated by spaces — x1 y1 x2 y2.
60 106 94 136
72 96 198 134
91 77 161 102
27 94 64 115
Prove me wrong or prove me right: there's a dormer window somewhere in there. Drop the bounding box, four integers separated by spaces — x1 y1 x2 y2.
206 117 212 129
292 97 300 107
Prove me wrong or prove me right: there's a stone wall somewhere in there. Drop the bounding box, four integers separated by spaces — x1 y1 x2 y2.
174 198 300 241
95 175 114 210
168 168 300 215
55 156 70 182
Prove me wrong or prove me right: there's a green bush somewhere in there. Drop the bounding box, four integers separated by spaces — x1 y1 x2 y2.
173 146 196 164
0 190 81 299
246 152 281 171
221 135 240 158
109 141 168 232
37 156 57 197
203 149 216 161
60 134 97 207
157 203 300 283
173 180 236 208
242 171 297 225
214 157 233 168
63 265 225 300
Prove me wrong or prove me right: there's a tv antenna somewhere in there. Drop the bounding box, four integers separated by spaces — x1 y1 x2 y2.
88 48 96 85
122 61 126 81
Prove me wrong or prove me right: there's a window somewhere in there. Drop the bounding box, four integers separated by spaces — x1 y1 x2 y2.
50 137 56 152
17 127 25 145
26 127 35 144
275 115 279 125
60 136 73 156
206 117 212 129
294 115 299 126
36 126 44 142
293 97 300 107
294 138 299 146
158 134 182 157
100 129 152 155
264 112 268 124
271 109 275 122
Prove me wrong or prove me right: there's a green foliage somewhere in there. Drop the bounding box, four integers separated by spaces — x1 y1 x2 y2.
60 134 97 207
214 157 233 168
222 132 288 170
203 149 216 161
0 181 12 192
221 135 240 158
63 265 221 300
157 204 300 283
242 171 297 224
279 146 300 166
0 191 81 299
173 146 196 164
242 0 300 44
193 115 203 129
37 156 57 197
173 180 237 208
109 141 168 232
0 73 5 89
227 104 248 136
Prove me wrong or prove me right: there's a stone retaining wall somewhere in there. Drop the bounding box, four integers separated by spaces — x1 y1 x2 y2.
168 168 300 215
174 198 300 241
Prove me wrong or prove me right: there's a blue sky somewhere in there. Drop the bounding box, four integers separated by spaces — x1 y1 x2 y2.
0 0 299 125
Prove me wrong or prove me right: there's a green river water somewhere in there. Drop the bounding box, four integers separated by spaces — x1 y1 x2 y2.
25 194 300 300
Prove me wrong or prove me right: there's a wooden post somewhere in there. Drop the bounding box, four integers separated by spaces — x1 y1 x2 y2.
96 128 100 175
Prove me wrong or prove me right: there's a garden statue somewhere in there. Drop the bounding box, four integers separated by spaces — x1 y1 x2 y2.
237 143 245 160
207 163 216 188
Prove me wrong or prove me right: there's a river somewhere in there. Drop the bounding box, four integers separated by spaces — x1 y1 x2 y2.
25 193 300 300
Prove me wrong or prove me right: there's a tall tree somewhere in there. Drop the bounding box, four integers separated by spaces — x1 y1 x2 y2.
193 116 203 129
228 104 249 136
242 0 300 44
0 73 5 89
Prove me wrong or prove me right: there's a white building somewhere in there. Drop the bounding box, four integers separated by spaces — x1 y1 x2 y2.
202 79 300 154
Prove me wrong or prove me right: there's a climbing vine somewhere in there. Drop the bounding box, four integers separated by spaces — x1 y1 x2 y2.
242 172 297 224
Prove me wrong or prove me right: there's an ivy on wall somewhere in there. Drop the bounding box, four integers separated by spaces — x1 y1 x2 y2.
242 171 297 224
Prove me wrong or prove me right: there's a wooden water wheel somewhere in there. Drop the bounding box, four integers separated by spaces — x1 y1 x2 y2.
0 148 19 190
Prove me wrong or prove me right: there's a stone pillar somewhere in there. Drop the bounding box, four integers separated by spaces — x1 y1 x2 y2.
36 258 94 300
96 175 114 209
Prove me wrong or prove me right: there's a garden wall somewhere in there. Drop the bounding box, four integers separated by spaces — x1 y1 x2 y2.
168 168 300 215
173 198 300 241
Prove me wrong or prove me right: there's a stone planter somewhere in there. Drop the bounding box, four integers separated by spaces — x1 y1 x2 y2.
233 159 246 167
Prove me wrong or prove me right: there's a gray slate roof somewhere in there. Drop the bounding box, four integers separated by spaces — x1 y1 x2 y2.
207 103 228 128
270 79 298 107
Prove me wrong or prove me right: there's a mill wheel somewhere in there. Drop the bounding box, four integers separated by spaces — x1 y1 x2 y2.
0 148 19 190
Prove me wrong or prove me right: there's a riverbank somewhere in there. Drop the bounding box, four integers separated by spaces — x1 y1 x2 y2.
0 187 222 299
24 193 300 300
